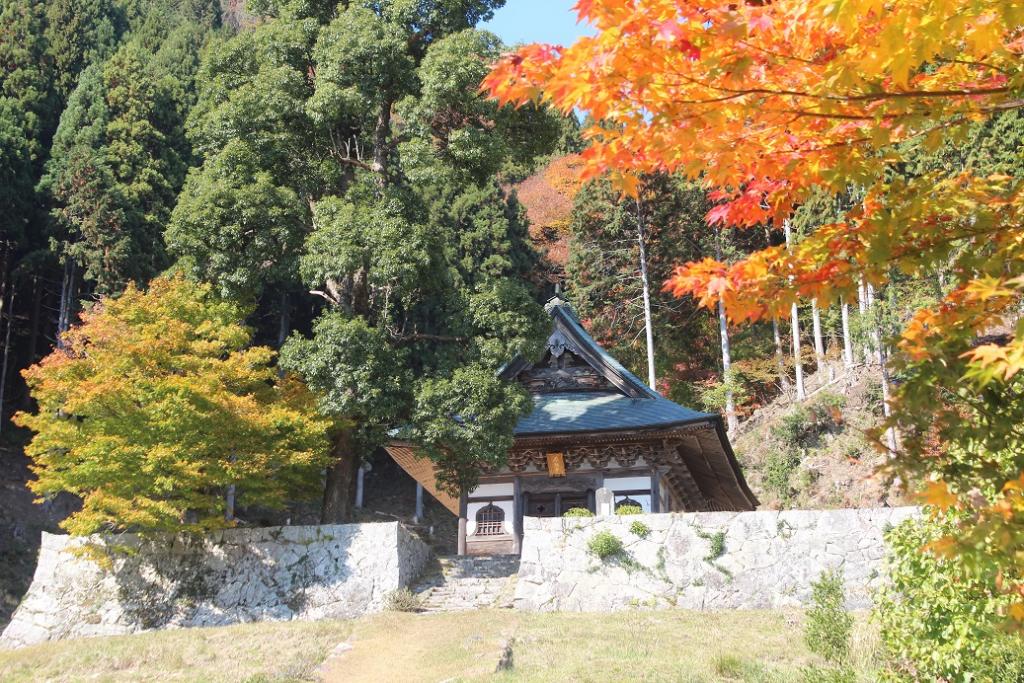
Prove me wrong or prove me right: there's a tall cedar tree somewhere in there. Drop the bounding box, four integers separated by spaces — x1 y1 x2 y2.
41 42 189 295
167 0 563 519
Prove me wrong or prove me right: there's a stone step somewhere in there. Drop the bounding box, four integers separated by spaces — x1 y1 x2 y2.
410 554 520 613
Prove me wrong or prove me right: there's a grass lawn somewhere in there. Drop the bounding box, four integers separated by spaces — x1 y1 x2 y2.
0 609 882 682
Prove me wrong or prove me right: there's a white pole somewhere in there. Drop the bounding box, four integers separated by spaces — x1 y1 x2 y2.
636 199 657 390
414 483 424 523
355 465 365 509
784 222 805 400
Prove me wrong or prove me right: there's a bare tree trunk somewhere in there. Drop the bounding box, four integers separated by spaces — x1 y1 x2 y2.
277 291 290 348
857 276 870 363
715 229 737 432
321 428 357 523
636 199 656 390
772 318 791 393
0 287 15 434
784 222 805 400
867 283 882 365
57 260 76 348
791 302 806 400
27 275 41 364
718 298 738 432
841 301 855 368
811 299 825 371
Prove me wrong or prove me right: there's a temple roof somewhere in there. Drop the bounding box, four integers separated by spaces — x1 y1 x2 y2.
502 297 716 435
515 392 709 436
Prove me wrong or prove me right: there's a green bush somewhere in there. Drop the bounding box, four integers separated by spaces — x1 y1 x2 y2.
772 395 846 452
804 568 853 664
383 588 422 612
698 368 751 413
763 449 802 499
875 515 1024 682
629 520 651 538
562 507 594 517
587 530 624 560
615 504 643 515
772 405 812 446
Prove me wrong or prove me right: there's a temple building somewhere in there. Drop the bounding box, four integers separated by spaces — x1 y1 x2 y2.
385 298 757 555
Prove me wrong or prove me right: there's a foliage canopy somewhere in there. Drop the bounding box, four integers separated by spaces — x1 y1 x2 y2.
14 275 332 535
487 0 1024 622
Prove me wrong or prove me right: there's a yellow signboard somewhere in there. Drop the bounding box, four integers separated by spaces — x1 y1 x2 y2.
546 452 566 477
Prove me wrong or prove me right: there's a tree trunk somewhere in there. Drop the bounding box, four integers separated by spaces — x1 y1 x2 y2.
784 222 805 400
27 275 42 364
841 301 855 368
0 287 15 433
718 299 738 432
867 283 883 365
321 428 357 524
277 291 290 349
57 260 76 348
715 229 737 432
772 318 791 393
371 98 393 185
811 299 825 371
790 302 806 400
635 199 656 390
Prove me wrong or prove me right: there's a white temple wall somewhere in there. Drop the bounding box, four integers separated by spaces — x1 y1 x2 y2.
515 507 920 611
1 522 430 649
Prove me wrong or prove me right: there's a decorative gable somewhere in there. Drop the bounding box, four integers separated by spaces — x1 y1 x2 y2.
516 329 616 393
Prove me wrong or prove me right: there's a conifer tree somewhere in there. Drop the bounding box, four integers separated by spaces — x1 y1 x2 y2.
41 42 189 296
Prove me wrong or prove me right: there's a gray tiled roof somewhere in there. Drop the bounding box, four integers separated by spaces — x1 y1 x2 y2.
511 299 713 435
515 391 712 435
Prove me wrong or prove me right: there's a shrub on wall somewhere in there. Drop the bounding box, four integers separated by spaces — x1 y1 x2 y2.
875 515 1024 682
616 504 643 515
587 530 624 560
563 507 594 518
629 520 651 538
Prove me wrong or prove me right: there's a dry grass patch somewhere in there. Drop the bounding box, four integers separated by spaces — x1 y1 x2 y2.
0 608 882 683
0 619 351 682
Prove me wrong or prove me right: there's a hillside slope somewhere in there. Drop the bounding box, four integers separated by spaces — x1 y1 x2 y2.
731 365 906 510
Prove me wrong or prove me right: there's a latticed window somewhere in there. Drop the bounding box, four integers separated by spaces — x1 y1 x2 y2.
475 504 505 536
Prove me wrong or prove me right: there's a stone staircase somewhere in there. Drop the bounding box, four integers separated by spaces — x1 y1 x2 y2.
411 555 520 612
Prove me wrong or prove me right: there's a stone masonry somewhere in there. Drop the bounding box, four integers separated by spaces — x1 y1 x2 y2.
1 522 430 649
411 555 519 612
514 507 919 612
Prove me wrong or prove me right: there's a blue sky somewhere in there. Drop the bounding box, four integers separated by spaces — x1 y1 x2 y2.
481 1 594 47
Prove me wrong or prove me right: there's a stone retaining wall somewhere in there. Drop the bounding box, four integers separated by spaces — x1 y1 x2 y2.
1 522 429 649
514 507 918 612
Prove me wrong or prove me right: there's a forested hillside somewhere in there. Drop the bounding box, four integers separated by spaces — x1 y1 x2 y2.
5 0 1023 542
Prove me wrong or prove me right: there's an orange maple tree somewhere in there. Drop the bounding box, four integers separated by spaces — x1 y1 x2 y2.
486 0 1024 621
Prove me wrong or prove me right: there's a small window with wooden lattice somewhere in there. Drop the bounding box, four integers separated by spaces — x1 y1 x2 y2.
475 504 505 536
